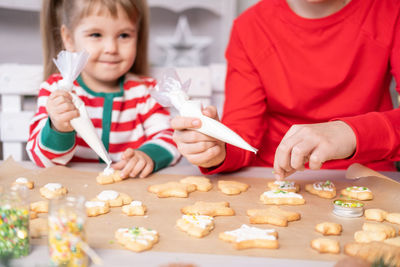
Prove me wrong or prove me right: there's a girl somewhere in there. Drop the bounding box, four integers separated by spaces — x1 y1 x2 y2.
27 0 180 178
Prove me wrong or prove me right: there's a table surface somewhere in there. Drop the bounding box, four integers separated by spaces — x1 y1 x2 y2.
9 159 400 267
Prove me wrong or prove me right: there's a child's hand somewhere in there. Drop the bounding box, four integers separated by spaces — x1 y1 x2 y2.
273 121 356 180
46 90 79 132
112 148 154 178
170 106 226 168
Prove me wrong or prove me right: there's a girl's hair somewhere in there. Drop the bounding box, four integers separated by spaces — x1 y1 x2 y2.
40 0 149 80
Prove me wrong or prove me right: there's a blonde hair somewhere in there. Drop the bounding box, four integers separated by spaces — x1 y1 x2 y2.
40 0 149 80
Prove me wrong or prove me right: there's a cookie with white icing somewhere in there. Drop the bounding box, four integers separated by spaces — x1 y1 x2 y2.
12 177 34 189
260 190 305 205
39 183 67 199
176 214 214 238
85 201 110 217
219 224 279 250
122 201 147 216
341 186 373 200
305 180 336 199
93 190 131 207
267 180 300 193
115 227 159 252
96 168 124 185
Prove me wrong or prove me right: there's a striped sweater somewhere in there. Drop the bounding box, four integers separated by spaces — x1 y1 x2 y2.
27 73 180 171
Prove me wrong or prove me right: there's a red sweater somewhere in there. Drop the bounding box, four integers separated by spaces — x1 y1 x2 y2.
203 0 400 174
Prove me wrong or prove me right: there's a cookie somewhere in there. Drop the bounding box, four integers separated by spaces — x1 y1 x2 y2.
217 180 249 195
115 227 159 252
122 201 147 216
176 214 215 238
260 190 305 205
386 213 400 225
30 218 48 238
93 190 131 207
39 183 68 199
311 238 340 254
12 177 34 189
96 168 124 185
30 200 49 213
354 230 388 243
247 206 300 227
315 222 342 236
30 211 38 220
180 176 212 192
267 180 300 192
384 236 400 247
305 180 336 199
344 242 400 265
341 186 373 200
219 224 279 250
365 209 387 222
85 201 110 217
148 182 196 198
181 201 235 217
362 222 396 238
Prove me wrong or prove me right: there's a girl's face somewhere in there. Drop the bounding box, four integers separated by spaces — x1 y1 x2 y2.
62 5 137 90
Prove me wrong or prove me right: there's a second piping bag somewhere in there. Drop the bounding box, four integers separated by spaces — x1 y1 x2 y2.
53 50 112 167
151 69 257 153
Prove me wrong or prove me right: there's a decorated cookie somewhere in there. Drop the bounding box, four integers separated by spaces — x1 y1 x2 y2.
315 222 342 236
247 206 301 227
260 190 305 205
30 200 49 214
176 214 215 238
96 167 124 185
148 181 196 198
267 180 300 192
85 201 110 217
39 183 67 199
93 190 131 207
115 227 159 252
219 224 279 250
180 176 213 192
311 238 340 254
122 201 147 216
305 180 336 199
181 201 235 217
217 180 249 195
365 209 388 222
12 177 34 189
341 186 373 200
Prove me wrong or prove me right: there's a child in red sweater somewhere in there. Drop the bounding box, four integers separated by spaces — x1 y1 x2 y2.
171 0 400 178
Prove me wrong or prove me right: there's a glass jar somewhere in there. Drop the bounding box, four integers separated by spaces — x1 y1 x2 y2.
48 195 88 267
0 186 30 259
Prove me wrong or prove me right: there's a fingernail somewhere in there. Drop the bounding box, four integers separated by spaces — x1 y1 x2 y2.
192 120 200 127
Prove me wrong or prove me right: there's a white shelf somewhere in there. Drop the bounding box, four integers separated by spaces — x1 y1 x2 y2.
0 0 41 11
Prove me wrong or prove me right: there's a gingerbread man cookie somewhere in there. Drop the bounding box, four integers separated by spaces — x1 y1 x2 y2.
219 224 279 250
176 214 215 238
341 186 373 200
267 180 300 192
122 201 147 216
260 190 305 205
305 180 336 199
181 201 235 217
115 227 159 252
40 183 67 199
93 190 131 207
85 201 110 217
218 180 249 195
180 176 213 192
148 182 196 198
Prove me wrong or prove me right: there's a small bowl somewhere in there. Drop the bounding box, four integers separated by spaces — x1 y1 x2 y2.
332 199 364 218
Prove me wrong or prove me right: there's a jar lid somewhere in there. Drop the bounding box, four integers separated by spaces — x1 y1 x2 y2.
332 199 364 218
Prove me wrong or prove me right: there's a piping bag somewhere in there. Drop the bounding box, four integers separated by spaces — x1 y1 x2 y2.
53 50 112 167
151 69 257 153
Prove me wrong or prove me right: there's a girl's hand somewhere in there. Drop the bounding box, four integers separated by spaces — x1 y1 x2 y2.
112 149 154 178
46 90 79 132
170 106 226 168
273 121 356 180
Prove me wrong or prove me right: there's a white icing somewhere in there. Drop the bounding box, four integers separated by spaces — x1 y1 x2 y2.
102 166 114 176
347 186 371 193
97 190 119 200
274 180 295 189
129 201 143 207
44 183 62 191
118 227 157 245
85 201 106 208
15 177 28 184
182 215 214 229
313 181 334 191
263 190 303 199
224 224 276 242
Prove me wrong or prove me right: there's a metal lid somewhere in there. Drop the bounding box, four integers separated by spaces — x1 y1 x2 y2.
332 199 364 218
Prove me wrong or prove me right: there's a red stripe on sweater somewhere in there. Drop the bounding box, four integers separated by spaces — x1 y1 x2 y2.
29 131 44 167
108 136 147 152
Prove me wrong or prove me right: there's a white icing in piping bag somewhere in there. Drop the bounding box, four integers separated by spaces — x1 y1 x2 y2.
151 69 257 153
53 50 112 166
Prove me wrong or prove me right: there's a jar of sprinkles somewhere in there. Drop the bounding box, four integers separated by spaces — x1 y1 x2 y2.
332 199 364 218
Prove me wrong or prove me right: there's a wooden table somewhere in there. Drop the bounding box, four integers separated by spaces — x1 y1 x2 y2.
9 159 400 267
